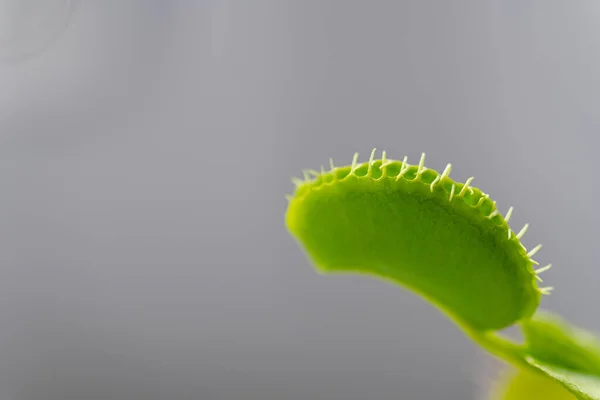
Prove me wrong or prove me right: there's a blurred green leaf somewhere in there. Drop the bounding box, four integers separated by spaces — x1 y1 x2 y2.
526 357 600 400
492 368 575 400
521 311 600 376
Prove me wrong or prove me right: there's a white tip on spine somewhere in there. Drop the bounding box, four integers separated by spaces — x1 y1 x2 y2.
527 244 542 258
379 151 391 175
540 286 554 295
369 148 377 164
535 264 552 274
440 163 452 180
351 153 359 172
417 153 426 175
396 156 409 181
368 148 377 175
516 223 529 239
458 177 475 196
449 184 455 201
505 206 514 223
329 158 335 171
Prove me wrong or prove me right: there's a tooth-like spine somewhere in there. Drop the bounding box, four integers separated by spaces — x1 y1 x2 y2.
449 183 455 201
379 151 390 177
440 163 452 180
487 208 499 219
527 244 542 258
476 194 490 207
304 169 321 179
416 153 426 177
381 153 393 168
516 224 529 240
458 177 475 196
540 286 554 295
535 264 552 274
429 175 441 192
285 194 293 201
534 264 552 283
350 153 359 174
329 158 335 172
367 148 377 176
292 177 304 187
396 156 409 181
505 206 514 223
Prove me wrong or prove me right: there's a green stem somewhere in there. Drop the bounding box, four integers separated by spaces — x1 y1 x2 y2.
463 325 528 368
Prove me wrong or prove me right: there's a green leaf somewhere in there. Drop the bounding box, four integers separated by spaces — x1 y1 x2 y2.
286 151 541 332
521 311 600 376
526 357 600 400
491 368 576 400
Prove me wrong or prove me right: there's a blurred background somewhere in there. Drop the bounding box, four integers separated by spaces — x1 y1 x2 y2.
1 1 599 399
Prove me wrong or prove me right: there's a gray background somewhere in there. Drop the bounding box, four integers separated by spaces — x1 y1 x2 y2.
0 1 598 399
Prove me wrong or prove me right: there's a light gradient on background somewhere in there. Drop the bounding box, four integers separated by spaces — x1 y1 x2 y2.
0 1 599 399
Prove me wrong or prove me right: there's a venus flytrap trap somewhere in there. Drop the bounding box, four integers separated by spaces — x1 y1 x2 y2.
285 150 600 400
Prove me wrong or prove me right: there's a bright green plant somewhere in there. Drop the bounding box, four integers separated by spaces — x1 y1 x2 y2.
285 150 600 399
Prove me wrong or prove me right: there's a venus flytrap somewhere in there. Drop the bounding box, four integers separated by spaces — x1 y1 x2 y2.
285 150 600 400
